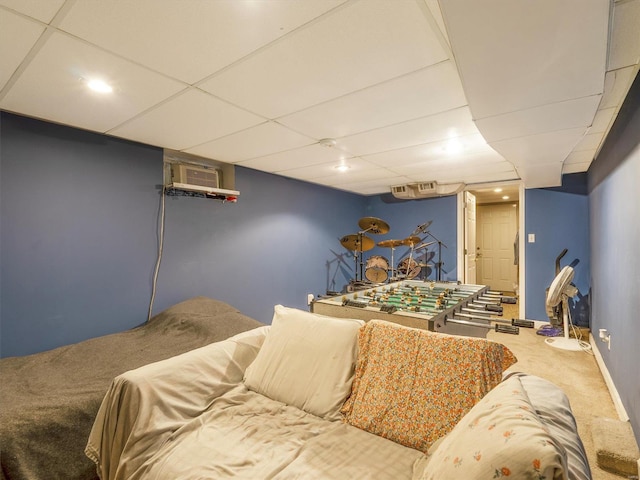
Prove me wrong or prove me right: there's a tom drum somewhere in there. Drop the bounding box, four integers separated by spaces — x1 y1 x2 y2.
397 258 421 279
365 255 389 283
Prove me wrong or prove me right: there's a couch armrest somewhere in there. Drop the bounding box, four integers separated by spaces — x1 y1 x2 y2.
517 373 592 480
85 326 268 480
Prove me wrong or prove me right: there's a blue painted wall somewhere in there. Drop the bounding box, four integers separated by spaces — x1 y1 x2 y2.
0 112 366 357
524 189 590 324
364 194 458 281
588 70 640 444
152 165 366 323
1 113 162 357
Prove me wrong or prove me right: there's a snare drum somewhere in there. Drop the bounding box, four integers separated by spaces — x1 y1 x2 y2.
365 255 389 283
397 258 421 279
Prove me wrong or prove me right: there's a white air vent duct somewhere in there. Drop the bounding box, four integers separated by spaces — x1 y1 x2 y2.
391 184 416 199
391 182 465 199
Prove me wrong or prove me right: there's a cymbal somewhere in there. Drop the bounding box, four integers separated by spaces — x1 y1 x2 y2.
358 217 390 235
340 234 374 252
377 239 404 248
413 221 432 235
402 235 422 246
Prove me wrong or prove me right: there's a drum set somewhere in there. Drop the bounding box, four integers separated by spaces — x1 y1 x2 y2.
340 217 444 286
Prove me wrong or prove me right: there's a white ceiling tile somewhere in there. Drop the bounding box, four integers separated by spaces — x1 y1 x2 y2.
363 133 497 168
237 144 351 172
0 32 185 132
200 0 447 118
338 107 477 157
564 149 596 165
572 132 605 152
590 107 617 134
391 157 514 179
277 158 390 183
515 163 563 188
424 0 450 50
0 0 65 23
110 89 264 150
475 95 601 143
562 162 592 174
0 9 44 89
600 66 637 109
490 128 587 167
608 0 640 71
441 0 609 119
278 62 467 139
58 0 346 84
184 121 315 163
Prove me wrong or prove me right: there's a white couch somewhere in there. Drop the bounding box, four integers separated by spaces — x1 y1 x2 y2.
86 306 592 480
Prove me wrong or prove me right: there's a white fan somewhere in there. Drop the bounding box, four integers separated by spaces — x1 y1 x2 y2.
544 266 590 351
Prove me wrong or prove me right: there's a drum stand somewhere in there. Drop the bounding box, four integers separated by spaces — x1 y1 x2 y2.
388 246 397 281
423 231 446 281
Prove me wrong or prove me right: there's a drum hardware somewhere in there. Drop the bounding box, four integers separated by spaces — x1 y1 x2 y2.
341 217 391 284
421 230 446 281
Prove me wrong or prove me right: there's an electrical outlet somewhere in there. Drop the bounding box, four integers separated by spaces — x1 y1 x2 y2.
307 293 314 305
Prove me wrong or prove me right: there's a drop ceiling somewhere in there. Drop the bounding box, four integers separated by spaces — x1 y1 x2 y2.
1 0 638 195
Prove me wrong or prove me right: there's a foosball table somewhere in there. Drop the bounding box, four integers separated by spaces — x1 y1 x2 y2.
311 280 522 338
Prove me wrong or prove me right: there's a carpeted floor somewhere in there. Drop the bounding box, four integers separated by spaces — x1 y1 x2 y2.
487 305 622 480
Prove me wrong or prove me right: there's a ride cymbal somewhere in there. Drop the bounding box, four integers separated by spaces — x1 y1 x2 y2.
340 234 374 252
377 239 404 248
358 217 390 235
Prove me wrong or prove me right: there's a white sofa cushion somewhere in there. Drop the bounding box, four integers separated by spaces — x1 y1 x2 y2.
244 305 363 420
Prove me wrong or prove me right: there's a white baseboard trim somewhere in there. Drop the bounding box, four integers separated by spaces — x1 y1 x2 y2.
589 333 629 422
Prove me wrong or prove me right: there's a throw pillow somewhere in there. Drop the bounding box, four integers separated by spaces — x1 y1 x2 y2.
244 305 363 420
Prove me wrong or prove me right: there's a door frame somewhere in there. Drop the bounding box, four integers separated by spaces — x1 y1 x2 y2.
457 181 526 319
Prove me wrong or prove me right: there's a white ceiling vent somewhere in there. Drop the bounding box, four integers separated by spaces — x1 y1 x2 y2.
416 182 437 194
391 184 416 199
391 182 465 199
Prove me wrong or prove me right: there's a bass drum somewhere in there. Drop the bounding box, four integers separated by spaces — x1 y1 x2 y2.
365 255 389 283
397 258 421 279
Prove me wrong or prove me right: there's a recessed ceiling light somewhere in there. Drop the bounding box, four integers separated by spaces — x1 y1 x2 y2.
444 138 463 155
494 188 503 193
86 79 113 94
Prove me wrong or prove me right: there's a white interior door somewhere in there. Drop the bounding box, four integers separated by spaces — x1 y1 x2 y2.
464 191 477 284
477 203 518 292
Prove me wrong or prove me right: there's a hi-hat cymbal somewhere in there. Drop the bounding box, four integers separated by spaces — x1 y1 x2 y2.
377 239 404 248
340 234 374 252
402 236 422 246
358 217 390 235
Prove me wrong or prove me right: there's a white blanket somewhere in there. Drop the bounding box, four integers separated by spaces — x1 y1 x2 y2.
86 327 426 480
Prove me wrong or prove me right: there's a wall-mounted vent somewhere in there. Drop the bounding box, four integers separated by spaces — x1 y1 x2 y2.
170 164 220 189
